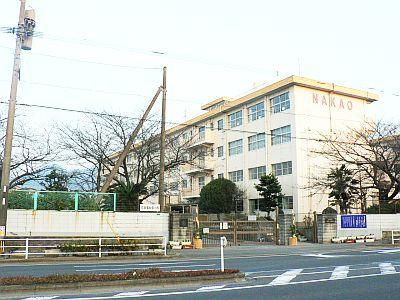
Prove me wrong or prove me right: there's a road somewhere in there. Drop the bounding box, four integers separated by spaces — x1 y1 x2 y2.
1 244 400 299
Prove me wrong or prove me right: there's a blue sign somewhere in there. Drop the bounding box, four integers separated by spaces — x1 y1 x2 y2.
341 215 367 228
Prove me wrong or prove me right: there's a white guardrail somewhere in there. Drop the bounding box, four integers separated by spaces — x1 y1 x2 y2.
0 236 167 259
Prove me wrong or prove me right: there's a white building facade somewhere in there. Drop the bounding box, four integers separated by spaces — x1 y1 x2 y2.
158 76 378 215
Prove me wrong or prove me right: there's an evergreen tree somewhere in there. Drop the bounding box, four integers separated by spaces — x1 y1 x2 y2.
327 164 358 214
199 178 237 214
255 174 284 218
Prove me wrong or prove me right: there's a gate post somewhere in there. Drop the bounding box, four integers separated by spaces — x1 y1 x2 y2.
234 220 237 246
275 206 280 245
313 211 318 243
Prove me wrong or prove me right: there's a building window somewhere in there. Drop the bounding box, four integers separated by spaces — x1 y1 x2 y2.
249 199 261 213
279 196 293 209
228 110 243 128
249 166 267 180
248 133 265 151
217 146 224 157
271 125 291 145
217 119 224 130
198 126 205 140
270 92 290 114
272 161 292 176
228 139 243 156
228 170 243 182
248 102 265 122
218 173 224 179
198 176 205 189
182 179 188 189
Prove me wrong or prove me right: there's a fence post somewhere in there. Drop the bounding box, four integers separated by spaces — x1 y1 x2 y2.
74 192 79 211
98 238 102 257
113 193 117 212
25 238 29 259
164 237 167 256
33 192 38 210
313 211 318 243
275 206 279 245
234 220 237 246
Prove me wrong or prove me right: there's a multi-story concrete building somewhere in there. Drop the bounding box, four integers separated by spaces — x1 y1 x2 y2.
150 76 379 215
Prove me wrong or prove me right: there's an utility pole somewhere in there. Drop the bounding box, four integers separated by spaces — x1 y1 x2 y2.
0 0 30 238
99 87 163 194
158 67 167 212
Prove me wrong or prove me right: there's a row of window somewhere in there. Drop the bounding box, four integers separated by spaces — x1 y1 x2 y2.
217 92 290 129
249 196 293 212
218 162 292 183
219 126 290 157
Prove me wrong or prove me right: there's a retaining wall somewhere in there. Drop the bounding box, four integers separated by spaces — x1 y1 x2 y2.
6 210 169 239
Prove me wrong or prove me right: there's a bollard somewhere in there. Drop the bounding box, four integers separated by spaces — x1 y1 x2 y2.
220 236 227 272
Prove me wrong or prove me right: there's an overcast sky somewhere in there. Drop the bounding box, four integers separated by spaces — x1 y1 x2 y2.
1 0 399 130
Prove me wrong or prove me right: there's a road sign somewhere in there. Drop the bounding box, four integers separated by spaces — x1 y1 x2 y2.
140 204 160 212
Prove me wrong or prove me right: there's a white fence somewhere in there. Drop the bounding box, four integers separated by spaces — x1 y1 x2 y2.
0 236 167 259
6 210 169 240
337 214 400 239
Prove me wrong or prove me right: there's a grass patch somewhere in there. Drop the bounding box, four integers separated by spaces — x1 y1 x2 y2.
0 268 239 286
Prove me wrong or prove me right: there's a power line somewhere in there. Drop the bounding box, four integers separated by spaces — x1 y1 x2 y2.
0 44 163 70
0 99 380 147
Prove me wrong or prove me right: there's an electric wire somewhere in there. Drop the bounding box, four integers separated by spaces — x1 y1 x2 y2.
0 99 382 147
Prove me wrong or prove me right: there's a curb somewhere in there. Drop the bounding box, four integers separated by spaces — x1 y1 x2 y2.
0 272 244 297
0 253 180 264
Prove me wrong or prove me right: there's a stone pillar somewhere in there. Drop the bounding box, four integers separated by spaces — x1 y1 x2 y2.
317 214 337 244
279 213 294 245
169 213 194 242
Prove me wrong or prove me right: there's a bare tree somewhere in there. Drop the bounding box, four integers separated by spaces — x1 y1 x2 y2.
312 121 400 206
59 112 201 210
0 114 54 188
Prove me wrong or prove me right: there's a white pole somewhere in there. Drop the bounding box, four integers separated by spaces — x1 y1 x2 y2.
98 238 102 257
25 238 29 259
220 237 224 272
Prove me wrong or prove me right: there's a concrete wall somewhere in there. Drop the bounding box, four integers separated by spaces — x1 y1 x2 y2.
336 214 400 239
6 210 169 239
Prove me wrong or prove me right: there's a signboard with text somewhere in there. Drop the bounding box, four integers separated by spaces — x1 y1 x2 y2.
341 215 367 228
139 204 160 212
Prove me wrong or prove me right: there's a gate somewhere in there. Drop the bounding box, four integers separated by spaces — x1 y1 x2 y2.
199 220 276 246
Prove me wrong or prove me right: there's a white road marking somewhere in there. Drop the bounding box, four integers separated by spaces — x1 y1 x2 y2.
330 266 349 279
54 270 400 299
75 264 215 272
197 285 226 291
379 262 396 274
268 269 303 286
377 249 400 254
22 297 59 300
302 253 348 258
114 291 148 296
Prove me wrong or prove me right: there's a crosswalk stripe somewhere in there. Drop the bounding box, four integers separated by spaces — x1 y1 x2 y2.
379 263 396 274
330 266 349 279
269 269 303 286
197 285 226 291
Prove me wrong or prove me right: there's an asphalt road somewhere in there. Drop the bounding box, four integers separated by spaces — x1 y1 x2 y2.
1 243 400 299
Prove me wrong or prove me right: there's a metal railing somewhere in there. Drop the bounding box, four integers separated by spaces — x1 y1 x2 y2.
8 190 117 211
0 236 167 259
